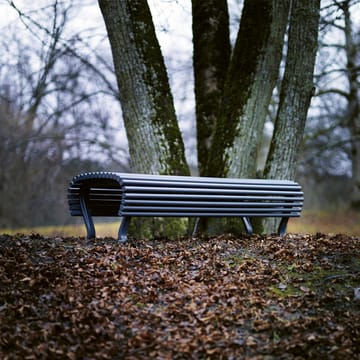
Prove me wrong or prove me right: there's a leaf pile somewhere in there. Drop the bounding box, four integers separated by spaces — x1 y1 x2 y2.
1 233 360 359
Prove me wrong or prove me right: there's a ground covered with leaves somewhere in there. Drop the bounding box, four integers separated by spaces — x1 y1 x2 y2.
1 233 360 359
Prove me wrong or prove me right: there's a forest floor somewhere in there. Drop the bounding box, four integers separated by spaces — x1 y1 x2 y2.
1 233 360 359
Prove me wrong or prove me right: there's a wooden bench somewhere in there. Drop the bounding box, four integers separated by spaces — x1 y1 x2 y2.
67 172 304 242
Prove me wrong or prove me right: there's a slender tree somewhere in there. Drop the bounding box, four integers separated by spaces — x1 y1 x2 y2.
264 0 321 180
263 0 321 232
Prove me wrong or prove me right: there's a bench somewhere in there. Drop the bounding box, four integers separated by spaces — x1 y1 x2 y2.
67 172 304 242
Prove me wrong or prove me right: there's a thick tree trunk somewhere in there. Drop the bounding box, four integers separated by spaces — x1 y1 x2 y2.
98 0 189 175
192 0 230 176
207 0 290 179
263 0 320 232
264 0 320 180
98 0 190 239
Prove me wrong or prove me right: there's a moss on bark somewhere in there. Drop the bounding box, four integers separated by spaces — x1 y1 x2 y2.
99 0 189 176
263 0 320 233
207 0 288 178
192 0 230 176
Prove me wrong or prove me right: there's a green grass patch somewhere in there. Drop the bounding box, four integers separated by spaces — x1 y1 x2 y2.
0 221 120 238
269 263 359 300
1 210 360 238
288 210 360 235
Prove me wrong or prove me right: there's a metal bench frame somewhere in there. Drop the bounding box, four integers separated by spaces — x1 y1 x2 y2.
68 172 304 242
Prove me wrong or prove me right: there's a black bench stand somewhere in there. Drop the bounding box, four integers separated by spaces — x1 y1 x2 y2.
68 172 304 243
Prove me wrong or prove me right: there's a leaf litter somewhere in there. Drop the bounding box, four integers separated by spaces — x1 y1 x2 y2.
0 232 360 359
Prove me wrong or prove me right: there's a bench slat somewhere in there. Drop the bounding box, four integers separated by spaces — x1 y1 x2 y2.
120 178 301 190
113 172 297 185
121 206 301 213
123 186 302 196
124 199 303 207
123 193 304 201
121 211 300 217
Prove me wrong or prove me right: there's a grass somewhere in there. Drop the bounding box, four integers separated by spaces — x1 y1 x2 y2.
1 210 360 238
288 209 360 235
0 221 118 238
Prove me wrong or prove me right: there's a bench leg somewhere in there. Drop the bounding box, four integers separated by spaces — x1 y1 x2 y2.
118 216 131 243
191 217 200 237
277 217 289 236
79 189 96 239
242 217 253 235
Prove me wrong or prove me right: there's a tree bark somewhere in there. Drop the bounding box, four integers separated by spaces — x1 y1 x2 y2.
264 0 320 181
207 0 290 179
192 0 230 176
98 0 189 175
263 0 320 232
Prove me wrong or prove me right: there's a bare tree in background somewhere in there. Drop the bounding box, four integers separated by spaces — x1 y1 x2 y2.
0 1 126 227
299 0 360 211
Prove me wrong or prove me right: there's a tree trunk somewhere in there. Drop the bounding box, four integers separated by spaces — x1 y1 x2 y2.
98 0 189 175
263 0 320 232
207 0 290 179
264 0 320 180
192 0 230 176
